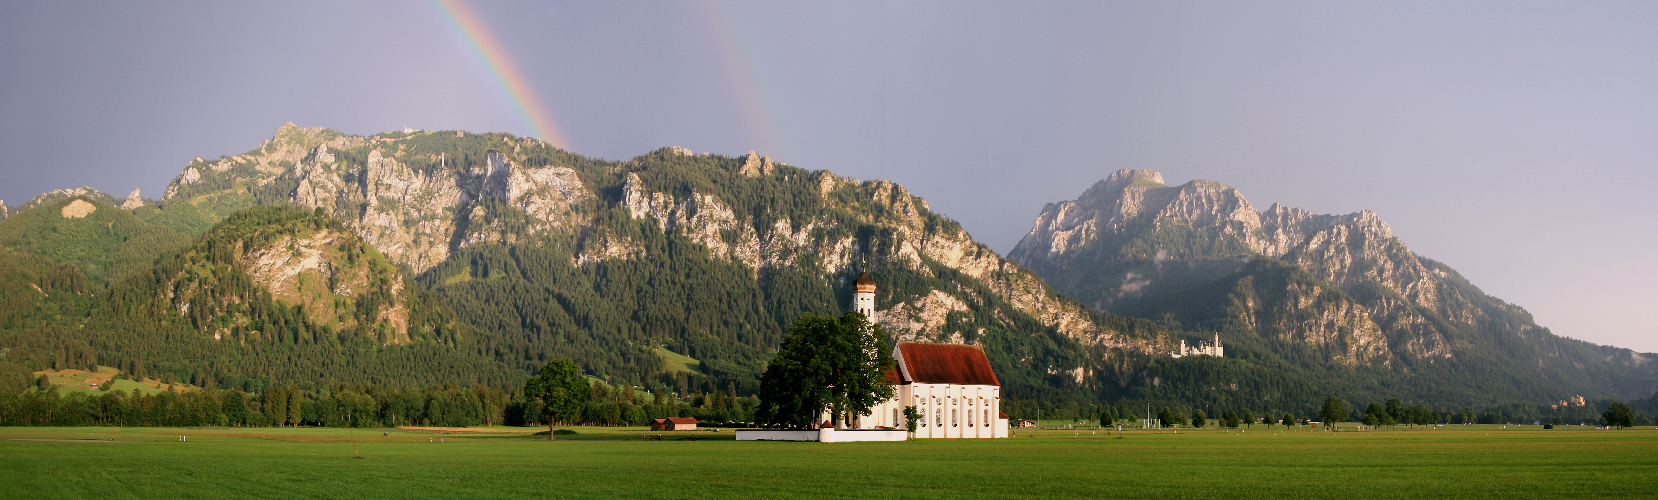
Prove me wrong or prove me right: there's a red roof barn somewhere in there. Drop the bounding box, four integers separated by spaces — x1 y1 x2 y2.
651 417 698 431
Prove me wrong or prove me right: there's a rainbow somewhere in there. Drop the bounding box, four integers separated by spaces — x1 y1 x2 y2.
430 0 571 150
695 0 788 160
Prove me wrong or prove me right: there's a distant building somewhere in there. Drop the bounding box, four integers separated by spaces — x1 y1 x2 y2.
651 417 698 431
1570 395 1586 407
1017 419 1038 428
1171 334 1224 358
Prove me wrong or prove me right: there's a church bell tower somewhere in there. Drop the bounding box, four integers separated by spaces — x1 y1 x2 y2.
853 272 877 321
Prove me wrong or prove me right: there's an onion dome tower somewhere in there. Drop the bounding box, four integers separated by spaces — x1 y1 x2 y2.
853 272 877 320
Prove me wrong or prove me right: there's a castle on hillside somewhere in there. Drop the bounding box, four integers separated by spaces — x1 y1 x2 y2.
1171 334 1224 358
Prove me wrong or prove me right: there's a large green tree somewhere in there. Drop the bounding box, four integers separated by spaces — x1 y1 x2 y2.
523 359 589 440
1319 397 1348 431
755 312 895 429
1603 401 1634 429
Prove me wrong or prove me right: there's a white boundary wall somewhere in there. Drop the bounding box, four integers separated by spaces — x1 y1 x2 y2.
734 428 909 442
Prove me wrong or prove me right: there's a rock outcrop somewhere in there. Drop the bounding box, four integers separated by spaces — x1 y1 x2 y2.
154 208 428 344
120 188 145 210
158 123 590 273
153 125 1153 354
616 164 1159 353
1010 168 1652 388
19 187 115 212
60 199 96 218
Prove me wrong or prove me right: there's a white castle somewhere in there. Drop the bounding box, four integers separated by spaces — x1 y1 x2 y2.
1171 333 1224 358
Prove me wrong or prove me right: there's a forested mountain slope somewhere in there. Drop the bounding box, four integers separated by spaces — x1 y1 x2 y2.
10 124 1646 411
1010 169 1657 404
0 204 515 391
0 196 191 285
119 124 1171 398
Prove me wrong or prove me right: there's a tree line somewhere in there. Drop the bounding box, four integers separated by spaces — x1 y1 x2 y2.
1003 393 1656 429
0 370 759 429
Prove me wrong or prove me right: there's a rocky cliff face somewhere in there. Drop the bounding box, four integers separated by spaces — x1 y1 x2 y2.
1011 168 1656 398
608 153 1159 353
159 123 591 272
152 208 431 344
155 125 1164 359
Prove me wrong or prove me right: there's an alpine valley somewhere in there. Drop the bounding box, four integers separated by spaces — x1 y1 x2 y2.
0 125 1651 412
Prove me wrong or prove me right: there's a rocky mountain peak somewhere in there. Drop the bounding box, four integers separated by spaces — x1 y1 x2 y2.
737 151 775 177
1104 168 1166 189
120 188 145 210
1078 169 1167 201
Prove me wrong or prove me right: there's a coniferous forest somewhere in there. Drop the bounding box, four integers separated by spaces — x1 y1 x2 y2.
0 125 1652 428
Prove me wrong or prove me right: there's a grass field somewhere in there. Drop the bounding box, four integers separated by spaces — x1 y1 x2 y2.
2 424 1653 499
32 365 196 396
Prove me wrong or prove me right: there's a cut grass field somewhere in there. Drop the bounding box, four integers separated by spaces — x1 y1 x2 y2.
2 424 1653 499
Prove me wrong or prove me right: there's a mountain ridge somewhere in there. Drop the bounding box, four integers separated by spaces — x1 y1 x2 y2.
2 127 1652 409
1011 168 1656 403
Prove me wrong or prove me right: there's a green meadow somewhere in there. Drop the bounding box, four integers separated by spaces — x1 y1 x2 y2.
2 424 1653 499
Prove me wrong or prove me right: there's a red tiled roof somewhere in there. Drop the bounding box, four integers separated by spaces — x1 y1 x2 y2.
666 417 697 424
883 366 903 384
896 342 999 386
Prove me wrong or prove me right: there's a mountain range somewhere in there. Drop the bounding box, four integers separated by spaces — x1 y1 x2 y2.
1 124 1651 412
1010 169 1656 404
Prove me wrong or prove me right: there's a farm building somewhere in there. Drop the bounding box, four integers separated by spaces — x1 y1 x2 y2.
651 417 698 431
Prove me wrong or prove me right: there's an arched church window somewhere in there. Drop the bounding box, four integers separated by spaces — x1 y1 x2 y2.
952 409 958 427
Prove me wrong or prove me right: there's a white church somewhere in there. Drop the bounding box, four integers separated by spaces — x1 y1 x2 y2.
738 273 1010 442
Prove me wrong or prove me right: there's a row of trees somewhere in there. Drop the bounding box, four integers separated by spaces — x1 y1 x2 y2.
1093 396 1650 430
0 383 509 428
1 371 761 431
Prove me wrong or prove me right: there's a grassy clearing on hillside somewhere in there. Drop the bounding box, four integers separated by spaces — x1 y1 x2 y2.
32 366 191 396
655 346 702 374
2 425 1652 499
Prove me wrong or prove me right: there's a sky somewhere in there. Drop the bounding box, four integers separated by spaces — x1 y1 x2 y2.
1 1 1654 352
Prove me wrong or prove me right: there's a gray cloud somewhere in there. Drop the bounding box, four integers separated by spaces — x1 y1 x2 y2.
1 0 1653 351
